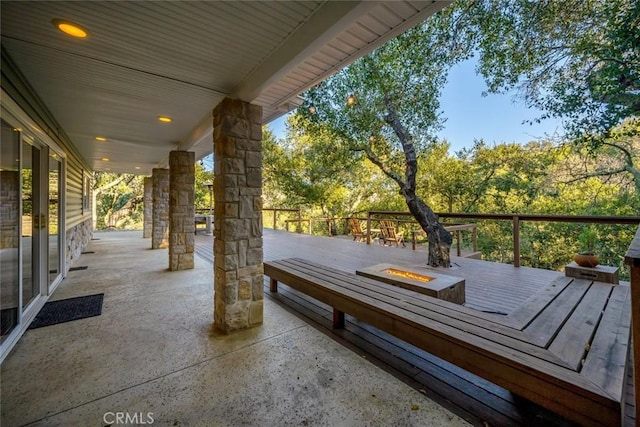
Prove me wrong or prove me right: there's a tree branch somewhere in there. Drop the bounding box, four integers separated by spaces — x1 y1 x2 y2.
383 94 418 195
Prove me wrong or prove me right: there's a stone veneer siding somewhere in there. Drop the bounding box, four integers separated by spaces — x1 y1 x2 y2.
143 176 153 239
169 151 195 270
213 98 263 333
152 168 169 249
65 218 92 272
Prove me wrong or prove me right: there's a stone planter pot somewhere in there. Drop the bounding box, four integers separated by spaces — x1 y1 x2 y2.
574 253 599 268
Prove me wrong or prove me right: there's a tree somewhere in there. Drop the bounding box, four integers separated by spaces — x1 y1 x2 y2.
461 0 639 142
302 10 469 266
263 118 393 233
93 173 143 230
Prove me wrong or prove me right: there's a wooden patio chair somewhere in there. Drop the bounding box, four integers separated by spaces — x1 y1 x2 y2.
379 220 405 247
348 218 368 242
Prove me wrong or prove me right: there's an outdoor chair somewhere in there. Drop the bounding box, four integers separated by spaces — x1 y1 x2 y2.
348 218 369 242
379 220 405 247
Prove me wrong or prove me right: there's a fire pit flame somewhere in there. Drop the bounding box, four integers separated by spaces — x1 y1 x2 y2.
382 268 433 283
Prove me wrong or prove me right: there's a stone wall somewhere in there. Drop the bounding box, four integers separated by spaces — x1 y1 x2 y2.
169 151 195 270
152 168 169 249
65 218 92 271
213 98 264 333
143 176 153 239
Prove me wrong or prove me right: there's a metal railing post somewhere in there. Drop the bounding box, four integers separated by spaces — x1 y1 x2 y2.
273 209 277 230
297 209 302 233
366 212 372 245
513 216 520 267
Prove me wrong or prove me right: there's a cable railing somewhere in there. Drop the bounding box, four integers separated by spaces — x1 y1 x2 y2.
366 211 640 267
262 208 639 272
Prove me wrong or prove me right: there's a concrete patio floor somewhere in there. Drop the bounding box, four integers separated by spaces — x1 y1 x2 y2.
1 230 468 427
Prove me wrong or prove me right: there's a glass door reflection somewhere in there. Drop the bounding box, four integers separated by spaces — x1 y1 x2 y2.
21 141 40 311
48 154 61 287
0 120 21 343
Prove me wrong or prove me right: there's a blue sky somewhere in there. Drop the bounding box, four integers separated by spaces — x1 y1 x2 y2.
267 58 564 153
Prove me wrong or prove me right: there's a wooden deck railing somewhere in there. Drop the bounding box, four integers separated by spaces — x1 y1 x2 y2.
262 208 301 231
624 226 640 419
367 211 640 267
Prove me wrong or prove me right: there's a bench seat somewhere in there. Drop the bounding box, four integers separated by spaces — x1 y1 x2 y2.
264 257 631 427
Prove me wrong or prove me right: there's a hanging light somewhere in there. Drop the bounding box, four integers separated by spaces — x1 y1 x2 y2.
308 103 317 114
347 94 357 105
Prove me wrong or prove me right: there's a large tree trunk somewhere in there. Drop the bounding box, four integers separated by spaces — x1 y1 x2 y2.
406 193 452 267
366 94 453 267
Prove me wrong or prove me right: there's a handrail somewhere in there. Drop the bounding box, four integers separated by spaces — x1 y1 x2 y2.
623 226 640 419
263 208 301 231
368 210 640 224
366 210 640 267
284 217 343 235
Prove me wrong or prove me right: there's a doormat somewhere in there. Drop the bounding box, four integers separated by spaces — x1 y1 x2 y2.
29 294 104 329
69 266 88 271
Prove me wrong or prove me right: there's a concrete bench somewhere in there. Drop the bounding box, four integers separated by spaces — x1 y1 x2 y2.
264 257 630 427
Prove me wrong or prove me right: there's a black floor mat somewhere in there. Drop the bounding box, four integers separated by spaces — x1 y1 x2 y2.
29 294 104 329
69 266 88 271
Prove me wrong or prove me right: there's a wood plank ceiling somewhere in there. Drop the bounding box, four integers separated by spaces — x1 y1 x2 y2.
1 1 450 174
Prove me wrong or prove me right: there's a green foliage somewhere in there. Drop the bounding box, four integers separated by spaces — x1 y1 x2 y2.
195 160 214 211
459 0 640 142
577 225 598 254
94 172 144 230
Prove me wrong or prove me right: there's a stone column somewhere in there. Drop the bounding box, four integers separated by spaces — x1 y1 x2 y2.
169 151 195 271
213 98 263 333
151 168 169 249
143 176 153 238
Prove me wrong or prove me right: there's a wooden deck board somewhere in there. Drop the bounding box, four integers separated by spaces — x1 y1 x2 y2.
260 229 561 314
581 285 632 400
265 258 622 426
194 229 634 426
549 284 611 370
523 280 592 347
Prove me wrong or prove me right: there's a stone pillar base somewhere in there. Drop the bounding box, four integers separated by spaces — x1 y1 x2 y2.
152 168 169 249
213 97 264 333
169 151 195 271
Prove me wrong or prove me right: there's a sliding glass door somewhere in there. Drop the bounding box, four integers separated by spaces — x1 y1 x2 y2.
0 118 64 346
0 120 21 343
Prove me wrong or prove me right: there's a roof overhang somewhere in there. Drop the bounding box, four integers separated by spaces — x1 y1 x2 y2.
1 1 451 174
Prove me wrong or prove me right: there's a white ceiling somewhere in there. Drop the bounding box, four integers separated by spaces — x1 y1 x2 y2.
1 1 450 174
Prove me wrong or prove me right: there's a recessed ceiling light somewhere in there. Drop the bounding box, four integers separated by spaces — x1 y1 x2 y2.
52 19 88 38
95 136 106 141
157 116 172 123
101 157 109 161
135 166 141 170
105 168 111 171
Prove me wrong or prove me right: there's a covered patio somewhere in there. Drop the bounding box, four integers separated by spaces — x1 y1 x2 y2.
2 229 635 426
1 230 466 426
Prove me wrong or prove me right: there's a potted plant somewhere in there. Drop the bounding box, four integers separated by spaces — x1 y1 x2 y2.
574 225 600 267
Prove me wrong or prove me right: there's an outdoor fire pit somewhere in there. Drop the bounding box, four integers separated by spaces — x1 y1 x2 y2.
356 263 465 304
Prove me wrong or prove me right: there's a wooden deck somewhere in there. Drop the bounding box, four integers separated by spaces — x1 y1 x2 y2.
195 229 636 426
